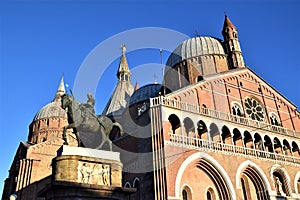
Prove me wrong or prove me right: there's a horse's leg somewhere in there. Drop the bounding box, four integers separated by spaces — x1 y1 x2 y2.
108 140 112 151
112 122 124 135
63 126 69 145
96 139 105 150
73 130 82 147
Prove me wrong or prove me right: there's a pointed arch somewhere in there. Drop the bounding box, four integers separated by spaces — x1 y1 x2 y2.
209 123 220 142
243 131 253 148
270 164 292 196
133 177 141 200
236 160 271 199
292 141 300 157
181 184 193 200
254 133 264 150
221 126 232 144
168 114 181 134
197 120 207 139
282 139 292 156
273 137 283 154
295 171 300 194
175 152 236 199
233 128 243 146
183 117 195 137
264 135 274 153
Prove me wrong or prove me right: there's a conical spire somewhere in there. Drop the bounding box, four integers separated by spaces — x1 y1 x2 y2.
103 44 134 117
134 82 139 91
117 44 130 80
222 14 236 34
54 75 66 100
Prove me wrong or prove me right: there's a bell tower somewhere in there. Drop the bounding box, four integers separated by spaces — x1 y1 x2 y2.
222 15 245 68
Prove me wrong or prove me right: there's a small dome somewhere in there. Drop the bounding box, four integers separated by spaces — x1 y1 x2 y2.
129 84 163 106
33 100 67 121
166 36 225 67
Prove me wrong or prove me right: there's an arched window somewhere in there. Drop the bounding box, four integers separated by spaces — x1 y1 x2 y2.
244 131 253 148
274 137 283 154
197 120 207 139
254 133 264 151
206 187 216 200
209 123 220 142
182 189 188 200
183 117 195 137
269 112 280 126
202 104 208 114
231 102 243 117
233 128 243 147
133 178 140 200
206 191 212 200
181 185 192 200
292 142 300 157
168 114 181 134
283 140 292 156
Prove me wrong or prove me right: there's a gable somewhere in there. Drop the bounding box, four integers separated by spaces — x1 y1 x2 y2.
165 67 300 132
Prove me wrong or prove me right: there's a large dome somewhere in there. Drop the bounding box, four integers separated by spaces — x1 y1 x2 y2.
166 36 225 67
129 84 162 106
33 100 67 121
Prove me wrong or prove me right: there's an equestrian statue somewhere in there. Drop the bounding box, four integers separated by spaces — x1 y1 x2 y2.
61 92 123 151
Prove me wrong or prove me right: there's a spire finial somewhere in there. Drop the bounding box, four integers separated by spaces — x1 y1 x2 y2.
121 44 126 54
54 74 66 101
117 44 130 79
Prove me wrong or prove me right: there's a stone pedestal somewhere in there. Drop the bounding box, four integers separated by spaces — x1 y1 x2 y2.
39 145 135 199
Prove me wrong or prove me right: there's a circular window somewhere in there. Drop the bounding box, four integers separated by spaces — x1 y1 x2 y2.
244 97 265 121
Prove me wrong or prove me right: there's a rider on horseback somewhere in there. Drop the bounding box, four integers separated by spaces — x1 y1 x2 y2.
81 93 96 127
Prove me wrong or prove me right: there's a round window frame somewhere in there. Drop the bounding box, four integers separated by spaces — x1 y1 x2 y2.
244 97 266 122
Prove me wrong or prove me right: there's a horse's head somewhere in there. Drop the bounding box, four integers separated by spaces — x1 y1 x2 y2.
61 94 72 110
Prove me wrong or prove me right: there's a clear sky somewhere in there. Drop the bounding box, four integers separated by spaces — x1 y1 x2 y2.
1 0 300 195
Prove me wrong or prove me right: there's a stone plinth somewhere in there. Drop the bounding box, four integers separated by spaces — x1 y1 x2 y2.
54 145 122 187
39 145 135 199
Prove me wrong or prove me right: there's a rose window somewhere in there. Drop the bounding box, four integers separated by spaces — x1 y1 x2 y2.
244 97 265 121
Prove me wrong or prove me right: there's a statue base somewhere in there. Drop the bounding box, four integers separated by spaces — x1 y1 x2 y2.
39 145 135 199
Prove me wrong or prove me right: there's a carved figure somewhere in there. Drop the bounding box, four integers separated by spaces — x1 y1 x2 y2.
102 165 110 185
275 177 284 195
61 93 123 150
79 163 92 184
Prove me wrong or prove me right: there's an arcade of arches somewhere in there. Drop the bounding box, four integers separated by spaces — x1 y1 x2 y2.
167 114 300 199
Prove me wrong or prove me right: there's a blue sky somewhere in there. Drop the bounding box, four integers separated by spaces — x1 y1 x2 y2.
1 0 300 195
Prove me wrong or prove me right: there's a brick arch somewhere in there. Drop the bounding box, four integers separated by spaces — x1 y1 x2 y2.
282 139 292 156
205 186 218 200
244 131 254 149
197 120 208 140
183 117 195 137
233 128 243 147
236 160 272 195
181 184 193 200
168 114 181 134
273 137 283 154
175 152 236 199
209 123 220 142
270 164 292 196
294 171 300 194
254 133 264 151
292 141 300 157
221 125 232 144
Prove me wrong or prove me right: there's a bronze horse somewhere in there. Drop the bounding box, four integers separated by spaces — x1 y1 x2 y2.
61 93 123 150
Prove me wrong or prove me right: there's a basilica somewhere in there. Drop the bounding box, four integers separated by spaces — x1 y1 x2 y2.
2 15 300 200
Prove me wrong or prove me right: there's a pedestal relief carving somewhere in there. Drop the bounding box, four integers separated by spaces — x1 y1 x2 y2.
78 161 110 185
